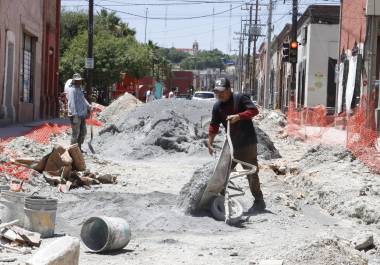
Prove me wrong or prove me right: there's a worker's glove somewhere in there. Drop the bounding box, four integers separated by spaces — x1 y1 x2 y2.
227 114 240 124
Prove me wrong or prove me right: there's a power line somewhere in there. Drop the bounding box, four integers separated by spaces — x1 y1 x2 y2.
91 2 244 20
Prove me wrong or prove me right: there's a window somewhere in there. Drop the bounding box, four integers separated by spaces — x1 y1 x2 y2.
20 34 35 103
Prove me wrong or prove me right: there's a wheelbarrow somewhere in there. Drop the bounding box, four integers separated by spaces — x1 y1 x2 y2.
199 121 257 225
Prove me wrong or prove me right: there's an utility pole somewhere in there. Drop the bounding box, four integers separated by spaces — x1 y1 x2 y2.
228 4 232 52
241 23 246 92
211 7 215 50
251 0 259 99
290 0 298 105
245 4 253 93
264 0 273 109
86 0 94 102
144 8 148 43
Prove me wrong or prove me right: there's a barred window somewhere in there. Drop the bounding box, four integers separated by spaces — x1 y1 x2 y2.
21 34 35 103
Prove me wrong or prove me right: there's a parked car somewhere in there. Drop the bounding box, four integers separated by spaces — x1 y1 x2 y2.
192 91 216 101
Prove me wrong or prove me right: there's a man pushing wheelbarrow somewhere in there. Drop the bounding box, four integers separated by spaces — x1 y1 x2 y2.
206 78 266 218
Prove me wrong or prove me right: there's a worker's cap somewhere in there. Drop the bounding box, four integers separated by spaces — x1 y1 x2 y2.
72 73 83 81
214 78 230 92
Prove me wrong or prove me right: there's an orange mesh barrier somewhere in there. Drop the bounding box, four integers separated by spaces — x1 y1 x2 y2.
24 123 70 144
287 89 380 173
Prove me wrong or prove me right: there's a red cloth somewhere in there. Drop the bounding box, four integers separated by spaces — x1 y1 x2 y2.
209 123 219 135
208 108 258 135
238 108 258 120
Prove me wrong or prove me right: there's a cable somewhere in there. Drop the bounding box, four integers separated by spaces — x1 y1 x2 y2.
92 2 244 20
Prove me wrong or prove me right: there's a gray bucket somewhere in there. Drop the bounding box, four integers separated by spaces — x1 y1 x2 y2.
24 196 58 238
0 191 27 226
80 216 131 253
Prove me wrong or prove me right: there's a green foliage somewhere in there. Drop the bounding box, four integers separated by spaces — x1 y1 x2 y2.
158 47 190 64
60 9 88 54
60 30 152 88
60 9 169 92
95 9 136 38
180 49 231 70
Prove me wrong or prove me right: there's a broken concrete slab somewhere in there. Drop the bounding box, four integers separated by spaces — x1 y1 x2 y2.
26 236 80 265
352 234 375 251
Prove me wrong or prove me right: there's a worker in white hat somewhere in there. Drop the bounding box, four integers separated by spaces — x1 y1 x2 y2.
66 73 91 151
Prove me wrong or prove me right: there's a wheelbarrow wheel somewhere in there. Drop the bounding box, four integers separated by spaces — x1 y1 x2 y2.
210 195 243 224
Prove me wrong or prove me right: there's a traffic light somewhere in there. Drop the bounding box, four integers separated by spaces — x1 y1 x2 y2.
289 41 298 63
282 42 290 63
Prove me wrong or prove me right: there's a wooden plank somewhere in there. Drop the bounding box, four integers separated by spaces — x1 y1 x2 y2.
11 226 41 247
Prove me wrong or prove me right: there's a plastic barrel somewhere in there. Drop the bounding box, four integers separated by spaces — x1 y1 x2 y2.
80 216 131 253
24 196 58 238
0 191 27 226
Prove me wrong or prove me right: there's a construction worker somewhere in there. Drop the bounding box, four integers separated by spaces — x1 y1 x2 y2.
66 73 91 152
207 77 266 211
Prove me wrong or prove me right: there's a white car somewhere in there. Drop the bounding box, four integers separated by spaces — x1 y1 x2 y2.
192 91 216 101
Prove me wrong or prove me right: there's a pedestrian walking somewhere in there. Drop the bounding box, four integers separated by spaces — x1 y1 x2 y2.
66 73 91 152
207 77 266 211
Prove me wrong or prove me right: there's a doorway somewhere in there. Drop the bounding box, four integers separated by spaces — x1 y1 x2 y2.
2 31 16 122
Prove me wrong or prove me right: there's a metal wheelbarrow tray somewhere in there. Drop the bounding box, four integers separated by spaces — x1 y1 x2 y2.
199 121 257 224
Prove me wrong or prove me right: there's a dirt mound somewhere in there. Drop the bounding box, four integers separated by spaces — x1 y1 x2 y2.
177 162 215 214
94 99 213 160
286 238 368 265
98 93 142 124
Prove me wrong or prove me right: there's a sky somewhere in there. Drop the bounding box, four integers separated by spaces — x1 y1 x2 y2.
61 0 340 55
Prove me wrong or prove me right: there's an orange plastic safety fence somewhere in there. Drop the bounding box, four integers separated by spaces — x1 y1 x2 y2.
287 90 380 173
24 123 70 144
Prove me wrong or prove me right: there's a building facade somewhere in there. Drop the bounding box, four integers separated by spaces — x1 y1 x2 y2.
295 5 340 109
0 0 60 125
270 24 292 111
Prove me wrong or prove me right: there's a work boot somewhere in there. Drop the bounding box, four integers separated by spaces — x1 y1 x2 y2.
249 199 266 212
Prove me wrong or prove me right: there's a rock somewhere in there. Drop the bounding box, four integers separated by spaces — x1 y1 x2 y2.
26 236 80 265
352 234 375 251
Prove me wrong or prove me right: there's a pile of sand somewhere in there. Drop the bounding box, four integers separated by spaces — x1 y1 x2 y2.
98 93 142 124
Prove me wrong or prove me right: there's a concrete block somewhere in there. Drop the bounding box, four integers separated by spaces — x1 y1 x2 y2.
26 236 80 265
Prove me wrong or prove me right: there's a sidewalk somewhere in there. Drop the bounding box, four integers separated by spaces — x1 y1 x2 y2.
0 118 70 139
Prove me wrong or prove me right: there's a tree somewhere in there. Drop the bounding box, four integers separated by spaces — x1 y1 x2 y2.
180 49 231 70
159 47 189 64
96 9 136 37
60 10 88 54
60 30 151 90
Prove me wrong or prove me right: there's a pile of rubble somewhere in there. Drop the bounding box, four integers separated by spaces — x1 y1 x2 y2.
0 220 40 251
11 144 117 192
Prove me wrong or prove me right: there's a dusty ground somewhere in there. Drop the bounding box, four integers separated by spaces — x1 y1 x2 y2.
0 101 379 265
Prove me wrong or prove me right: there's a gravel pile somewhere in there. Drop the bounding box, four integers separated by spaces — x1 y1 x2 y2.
94 99 213 160
286 238 368 265
256 124 282 160
177 162 215 214
98 93 142 124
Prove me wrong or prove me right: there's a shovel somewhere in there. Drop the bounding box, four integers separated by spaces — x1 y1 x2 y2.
88 111 95 154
